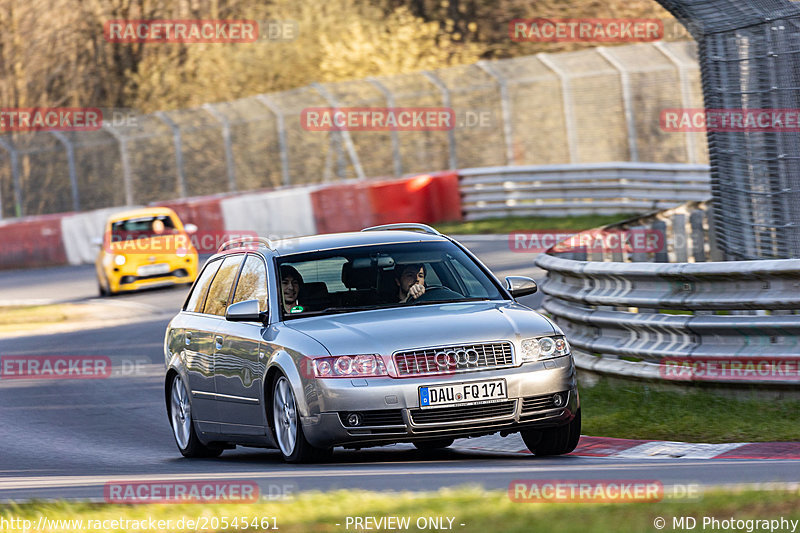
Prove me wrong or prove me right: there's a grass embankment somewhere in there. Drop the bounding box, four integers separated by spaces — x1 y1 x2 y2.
582 378 800 443
2 489 799 533
0 304 95 333
0 302 145 336
434 214 634 235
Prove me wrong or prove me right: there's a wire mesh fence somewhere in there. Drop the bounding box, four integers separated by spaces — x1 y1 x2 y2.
656 0 800 260
0 40 706 220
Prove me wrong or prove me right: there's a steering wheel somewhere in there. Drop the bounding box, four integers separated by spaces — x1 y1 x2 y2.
408 285 462 304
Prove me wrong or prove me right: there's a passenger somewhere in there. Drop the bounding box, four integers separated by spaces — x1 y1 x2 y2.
281 265 304 314
395 263 426 303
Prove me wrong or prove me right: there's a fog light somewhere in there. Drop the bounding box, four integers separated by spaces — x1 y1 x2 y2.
346 413 363 427
552 393 565 407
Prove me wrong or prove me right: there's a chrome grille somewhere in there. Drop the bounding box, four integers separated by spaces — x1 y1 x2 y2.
409 400 517 425
394 342 514 376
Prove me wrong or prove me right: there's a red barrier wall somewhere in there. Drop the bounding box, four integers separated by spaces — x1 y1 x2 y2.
0 214 67 269
310 184 374 234
311 171 462 233
365 171 462 226
155 195 226 253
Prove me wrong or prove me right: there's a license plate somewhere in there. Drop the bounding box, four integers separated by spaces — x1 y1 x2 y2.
137 263 170 276
419 379 507 409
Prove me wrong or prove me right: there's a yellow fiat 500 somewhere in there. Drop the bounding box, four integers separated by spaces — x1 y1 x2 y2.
96 207 199 296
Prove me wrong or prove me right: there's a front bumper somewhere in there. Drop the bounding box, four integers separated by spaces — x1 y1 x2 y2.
301 355 578 448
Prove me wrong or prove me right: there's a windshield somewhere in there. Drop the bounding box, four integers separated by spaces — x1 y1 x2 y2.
276 241 506 319
110 215 179 242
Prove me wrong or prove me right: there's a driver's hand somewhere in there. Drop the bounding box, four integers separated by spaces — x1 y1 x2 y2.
408 283 426 300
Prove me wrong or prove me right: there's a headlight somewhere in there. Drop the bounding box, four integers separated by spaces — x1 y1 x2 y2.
176 248 187 258
311 355 387 378
521 335 570 363
114 254 126 266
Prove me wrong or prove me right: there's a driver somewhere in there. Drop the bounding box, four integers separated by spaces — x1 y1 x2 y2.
395 263 426 303
280 265 304 314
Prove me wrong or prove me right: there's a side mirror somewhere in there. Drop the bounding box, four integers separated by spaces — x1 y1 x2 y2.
226 299 265 322
505 276 537 298
184 223 198 235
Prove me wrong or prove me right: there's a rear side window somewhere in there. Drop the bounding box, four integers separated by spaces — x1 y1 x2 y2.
232 255 268 312
185 259 222 312
203 254 245 316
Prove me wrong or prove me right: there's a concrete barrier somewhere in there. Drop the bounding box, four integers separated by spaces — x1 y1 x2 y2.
0 171 464 268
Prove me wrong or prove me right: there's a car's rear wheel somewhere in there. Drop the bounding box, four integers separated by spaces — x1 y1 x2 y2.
521 410 581 456
413 437 455 451
272 375 332 463
169 375 223 458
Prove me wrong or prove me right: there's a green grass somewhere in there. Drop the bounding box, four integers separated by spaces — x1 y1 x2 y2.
582 378 800 443
434 214 635 235
2 489 799 533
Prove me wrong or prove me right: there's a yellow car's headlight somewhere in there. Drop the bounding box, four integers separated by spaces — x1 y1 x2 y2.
114 254 126 266
521 335 570 363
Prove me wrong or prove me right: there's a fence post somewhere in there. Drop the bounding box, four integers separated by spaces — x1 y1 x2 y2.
476 60 516 166
0 138 23 217
654 41 698 164
203 104 237 192
422 71 458 170
311 82 366 180
597 47 639 162
367 77 403 176
537 53 578 164
255 94 291 187
49 132 80 212
102 124 134 206
155 112 187 197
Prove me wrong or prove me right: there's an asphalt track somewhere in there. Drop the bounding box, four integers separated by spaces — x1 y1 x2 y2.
1 236 799 502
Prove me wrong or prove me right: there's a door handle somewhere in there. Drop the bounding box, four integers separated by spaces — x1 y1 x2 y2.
215 335 223 349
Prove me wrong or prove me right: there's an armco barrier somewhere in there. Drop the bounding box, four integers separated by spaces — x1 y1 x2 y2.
460 163 711 220
0 214 67 269
534 228 800 386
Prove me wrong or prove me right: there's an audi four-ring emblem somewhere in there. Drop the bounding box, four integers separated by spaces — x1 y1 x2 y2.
434 348 480 368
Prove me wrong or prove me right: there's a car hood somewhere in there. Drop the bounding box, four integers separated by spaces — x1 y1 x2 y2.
284 300 556 356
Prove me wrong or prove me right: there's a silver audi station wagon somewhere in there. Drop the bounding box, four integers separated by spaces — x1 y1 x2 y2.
164 224 580 462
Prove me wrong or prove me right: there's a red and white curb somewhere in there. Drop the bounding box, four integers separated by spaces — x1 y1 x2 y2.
451 434 800 459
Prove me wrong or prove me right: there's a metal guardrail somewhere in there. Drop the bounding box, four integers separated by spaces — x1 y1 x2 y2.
533 203 800 386
460 163 711 220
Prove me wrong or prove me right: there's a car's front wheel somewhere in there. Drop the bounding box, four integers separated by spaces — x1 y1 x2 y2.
521 410 581 456
169 375 223 458
272 375 331 463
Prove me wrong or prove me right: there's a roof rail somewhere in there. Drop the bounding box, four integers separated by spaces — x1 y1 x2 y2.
217 237 275 253
361 223 442 236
